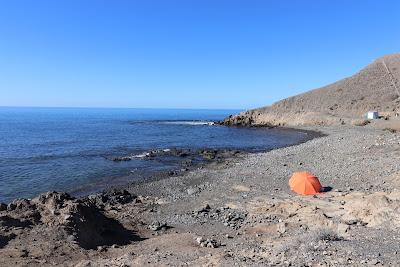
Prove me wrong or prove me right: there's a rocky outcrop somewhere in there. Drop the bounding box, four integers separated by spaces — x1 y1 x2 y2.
110 148 243 162
219 112 256 127
86 188 136 208
222 53 400 127
0 190 140 250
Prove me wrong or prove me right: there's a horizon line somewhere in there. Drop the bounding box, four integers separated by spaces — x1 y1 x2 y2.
0 105 245 111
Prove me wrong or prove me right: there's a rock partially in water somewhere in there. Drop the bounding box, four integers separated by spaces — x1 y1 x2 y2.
110 148 244 163
110 148 192 161
217 112 256 127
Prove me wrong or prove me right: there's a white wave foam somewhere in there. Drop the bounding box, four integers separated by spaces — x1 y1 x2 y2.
160 121 214 126
131 152 150 158
131 148 171 159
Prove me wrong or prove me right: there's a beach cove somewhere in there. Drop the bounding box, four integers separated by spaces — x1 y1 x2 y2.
1 124 399 266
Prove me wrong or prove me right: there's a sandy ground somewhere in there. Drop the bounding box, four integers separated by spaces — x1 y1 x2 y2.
1 125 400 266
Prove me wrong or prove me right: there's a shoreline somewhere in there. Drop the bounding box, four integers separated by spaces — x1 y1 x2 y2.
71 126 325 203
124 125 327 198
0 123 315 204
1 124 399 266
0 126 322 204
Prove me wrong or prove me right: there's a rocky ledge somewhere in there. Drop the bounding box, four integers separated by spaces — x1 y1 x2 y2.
0 190 141 250
110 148 243 162
216 111 260 127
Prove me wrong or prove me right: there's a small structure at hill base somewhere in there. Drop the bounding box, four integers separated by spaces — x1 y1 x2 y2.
289 171 322 195
366 111 379 120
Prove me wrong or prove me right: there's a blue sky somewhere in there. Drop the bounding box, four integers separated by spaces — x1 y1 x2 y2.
0 0 399 109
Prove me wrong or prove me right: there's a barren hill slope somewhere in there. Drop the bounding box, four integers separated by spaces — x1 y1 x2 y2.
223 53 400 126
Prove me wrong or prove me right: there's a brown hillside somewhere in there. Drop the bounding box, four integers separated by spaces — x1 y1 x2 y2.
223 53 400 126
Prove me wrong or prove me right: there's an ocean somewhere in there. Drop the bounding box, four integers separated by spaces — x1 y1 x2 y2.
0 107 309 203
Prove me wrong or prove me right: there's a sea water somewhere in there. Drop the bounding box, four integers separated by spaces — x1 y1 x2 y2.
0 107 309 203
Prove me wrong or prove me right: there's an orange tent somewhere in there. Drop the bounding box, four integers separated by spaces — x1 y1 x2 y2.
289 171 322 195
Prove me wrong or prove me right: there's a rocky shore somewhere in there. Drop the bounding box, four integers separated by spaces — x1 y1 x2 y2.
109 148 244 162
1 124 400 266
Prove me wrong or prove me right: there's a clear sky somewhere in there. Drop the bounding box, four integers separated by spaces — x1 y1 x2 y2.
0 0 399 109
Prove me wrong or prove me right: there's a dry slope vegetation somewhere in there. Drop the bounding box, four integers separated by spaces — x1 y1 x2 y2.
223 53 400 126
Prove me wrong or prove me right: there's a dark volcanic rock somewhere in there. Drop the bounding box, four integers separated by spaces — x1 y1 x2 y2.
220 113 255 126
0 215 33 228
200 149 218 160
110 148 193 161
86 189 137 208
199 149 242 160
0 233 16 249
0 203 6 211
110 148 243 166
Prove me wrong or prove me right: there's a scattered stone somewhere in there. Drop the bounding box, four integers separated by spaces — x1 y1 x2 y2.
191 206 247 229
277 222 287 234
0 203 7 211
148 221 168 231
337 223 350 236
20 249 29 258
197 204 211 214
7 203 16 211
369 259 380 265
196 237 219 248
187 187 198 196
97 246 106 252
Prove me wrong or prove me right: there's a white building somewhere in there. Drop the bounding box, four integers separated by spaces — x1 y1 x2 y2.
366 111 379 120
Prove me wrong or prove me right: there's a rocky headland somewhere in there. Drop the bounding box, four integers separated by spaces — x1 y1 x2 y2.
222 53 400 127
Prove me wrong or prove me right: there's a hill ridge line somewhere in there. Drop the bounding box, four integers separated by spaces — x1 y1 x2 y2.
222 53 400 127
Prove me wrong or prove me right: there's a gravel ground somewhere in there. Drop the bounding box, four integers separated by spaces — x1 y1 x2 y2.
129 125 400 200
1 125 400 266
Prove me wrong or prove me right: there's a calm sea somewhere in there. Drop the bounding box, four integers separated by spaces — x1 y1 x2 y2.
0 107 309 203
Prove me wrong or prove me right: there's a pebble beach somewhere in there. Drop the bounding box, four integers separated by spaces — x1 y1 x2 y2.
1 124 400 266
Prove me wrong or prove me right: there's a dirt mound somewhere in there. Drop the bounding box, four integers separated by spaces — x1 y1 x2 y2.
222 53 400 126
0 191 140 249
